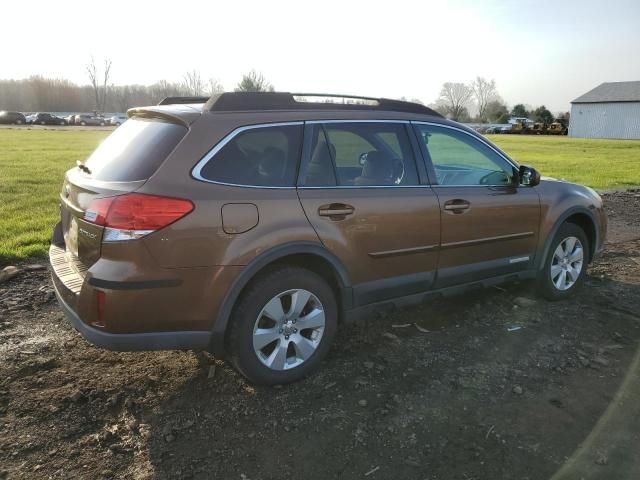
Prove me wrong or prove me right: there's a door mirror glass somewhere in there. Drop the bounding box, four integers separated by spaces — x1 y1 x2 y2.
519 165 541 187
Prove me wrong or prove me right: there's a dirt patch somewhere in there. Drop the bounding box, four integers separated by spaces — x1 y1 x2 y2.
1 191 639 479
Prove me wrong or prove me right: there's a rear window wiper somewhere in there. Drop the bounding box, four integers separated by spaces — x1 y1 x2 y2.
76 160 92 175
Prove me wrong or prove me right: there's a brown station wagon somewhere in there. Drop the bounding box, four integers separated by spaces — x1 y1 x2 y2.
50 92 606 384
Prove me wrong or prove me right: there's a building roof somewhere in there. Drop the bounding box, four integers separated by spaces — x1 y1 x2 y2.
572 81 640 104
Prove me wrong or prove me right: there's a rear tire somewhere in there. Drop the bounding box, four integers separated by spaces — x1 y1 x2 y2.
537 223 589 300
227 266 338 385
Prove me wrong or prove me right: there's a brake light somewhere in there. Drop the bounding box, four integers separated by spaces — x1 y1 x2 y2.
84 193 193 241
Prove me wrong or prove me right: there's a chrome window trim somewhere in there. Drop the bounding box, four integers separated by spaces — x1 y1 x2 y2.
297 185 432 190
430 184 517 188
191 119 520 190
411 120 519 170
306 119 410 125
191 121 304 189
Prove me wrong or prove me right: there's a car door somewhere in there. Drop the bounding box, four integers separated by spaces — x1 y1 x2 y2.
297 121 441 307
412 122 541 288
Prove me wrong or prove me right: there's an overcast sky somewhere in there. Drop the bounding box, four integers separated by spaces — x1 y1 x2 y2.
2 0 639 112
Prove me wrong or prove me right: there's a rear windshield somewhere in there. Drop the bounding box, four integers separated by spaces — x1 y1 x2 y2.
84 117 187 182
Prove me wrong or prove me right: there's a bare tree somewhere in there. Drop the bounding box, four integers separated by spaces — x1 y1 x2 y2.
86 56 112 112
86 57 100 111
149 80 184 103
182 70 206 96
437 82 473 121
208 78 224 95
471 77 498 122
235 70 274 92
101 59 112 112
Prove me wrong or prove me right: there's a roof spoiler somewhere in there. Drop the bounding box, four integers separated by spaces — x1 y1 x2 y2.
158 96 210 106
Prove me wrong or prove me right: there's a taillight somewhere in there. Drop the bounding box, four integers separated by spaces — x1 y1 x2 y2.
84 193 194 242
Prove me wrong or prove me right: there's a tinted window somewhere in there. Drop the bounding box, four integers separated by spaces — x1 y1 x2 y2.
415 124 515 186
301 123 419 187
200 125 302 187
85 118 187 182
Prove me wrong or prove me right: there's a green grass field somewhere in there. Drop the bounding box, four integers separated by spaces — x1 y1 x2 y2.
488 135 640 190
0 129 639 263
0 129 109 263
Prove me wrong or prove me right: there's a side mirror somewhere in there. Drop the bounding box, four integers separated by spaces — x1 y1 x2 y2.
519 165 540 187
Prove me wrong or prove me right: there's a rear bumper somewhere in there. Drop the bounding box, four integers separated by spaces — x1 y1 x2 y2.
53 278 211 351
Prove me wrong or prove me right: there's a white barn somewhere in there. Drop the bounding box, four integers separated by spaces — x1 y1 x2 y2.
569 81 640 139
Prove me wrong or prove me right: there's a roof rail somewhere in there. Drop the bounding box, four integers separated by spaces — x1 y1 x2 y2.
158 96 210 106
203 92 441 117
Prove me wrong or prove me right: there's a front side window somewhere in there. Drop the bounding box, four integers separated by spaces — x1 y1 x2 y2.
300 123 419 187
415 124 516 186
200 124 303 187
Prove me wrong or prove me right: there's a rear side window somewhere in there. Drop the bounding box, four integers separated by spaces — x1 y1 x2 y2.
300 122 419 187
199 124 303 187
84 118 187 182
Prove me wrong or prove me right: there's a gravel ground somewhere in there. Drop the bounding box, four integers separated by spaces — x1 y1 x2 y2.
1 190 639 480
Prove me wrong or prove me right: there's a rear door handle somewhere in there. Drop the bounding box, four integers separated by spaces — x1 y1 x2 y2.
318 203 355 220
443 199 470 213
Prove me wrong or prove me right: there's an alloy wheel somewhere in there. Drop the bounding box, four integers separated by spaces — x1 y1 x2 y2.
550 236 584 290
252 289 325 371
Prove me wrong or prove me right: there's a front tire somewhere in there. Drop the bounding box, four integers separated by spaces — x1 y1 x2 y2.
227 266 338 385
537 223 588 300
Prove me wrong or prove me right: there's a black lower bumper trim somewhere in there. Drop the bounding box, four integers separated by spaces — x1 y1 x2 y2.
53 282 210 352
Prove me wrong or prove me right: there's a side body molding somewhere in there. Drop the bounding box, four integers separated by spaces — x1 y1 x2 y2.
209 241 353 355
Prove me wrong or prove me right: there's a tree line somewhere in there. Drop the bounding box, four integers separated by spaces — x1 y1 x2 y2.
0 58 567 124
430 77 569 124
0 65 274 113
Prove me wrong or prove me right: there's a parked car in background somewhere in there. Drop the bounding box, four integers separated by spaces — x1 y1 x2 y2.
499 125 513 133
65 114 76 126
485 126 502 134
25 113 37 124
50 92 606 385
33 113 67 125
0 111 27 125
108 114 128 126
75 114 106 126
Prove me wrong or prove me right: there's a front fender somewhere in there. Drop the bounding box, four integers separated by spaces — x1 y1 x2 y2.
536 206 599 271
534 179 604 271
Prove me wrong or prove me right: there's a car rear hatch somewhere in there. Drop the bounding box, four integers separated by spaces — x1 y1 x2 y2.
53 115 190 292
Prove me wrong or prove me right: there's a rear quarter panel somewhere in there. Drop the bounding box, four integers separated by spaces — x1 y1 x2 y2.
138 113 320 268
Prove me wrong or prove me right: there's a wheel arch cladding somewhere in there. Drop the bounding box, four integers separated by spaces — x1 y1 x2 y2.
539 207 598 271
564 212 597 261
209 242 352 355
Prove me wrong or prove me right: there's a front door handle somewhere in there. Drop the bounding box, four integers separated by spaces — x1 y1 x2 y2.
443 199 470 214
318 203 355 220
